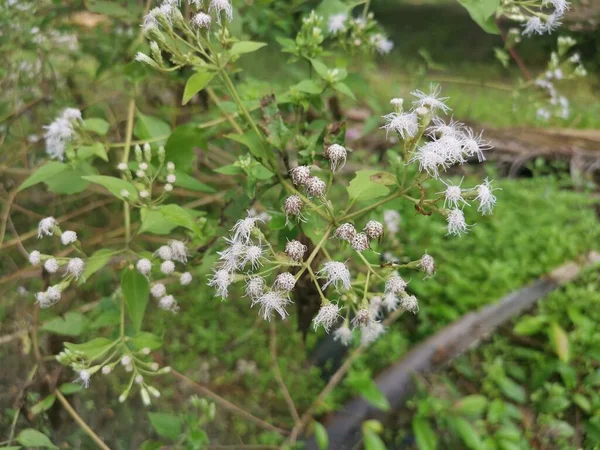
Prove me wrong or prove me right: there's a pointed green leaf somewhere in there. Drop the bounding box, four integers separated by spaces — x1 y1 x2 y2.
182 71 215 105
314 422 328 450
79 249 115 285
18 162 68 192
42 312 88 337
347 170 390 202
229 41 267 57
159 204 202 236
17 429 59 449
134 112 170 147
82 175 139 200
122 268 150 332
549 322 570 362
83 118 110 136
148 412 182 440
412 418 437 450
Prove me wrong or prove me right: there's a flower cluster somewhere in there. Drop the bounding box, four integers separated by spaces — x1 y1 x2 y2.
498 0 570 37
43 108 82 161
30 217 85 308
333 220 384 252
326 11 394 55
137 240 192 313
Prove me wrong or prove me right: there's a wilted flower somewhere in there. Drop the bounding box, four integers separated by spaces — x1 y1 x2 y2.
382 292 399 312
274 272 296 292
246 276 265 299
334 223 357 242
192 12 212 28
285 240 307 262
324 144 347 172
313 303 341 332
385 274 407 295
284 195 303 221
290 166 311 186
305 177 326 197
169 240 189 263
351 233 369 252
401 294 419 313
231 215 261 244
360 321 386 345
363 220 384 240
418 253 435 277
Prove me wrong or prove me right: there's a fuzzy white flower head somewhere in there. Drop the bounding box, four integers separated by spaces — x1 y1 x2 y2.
160 260 175 275
44 258 59 274
36 286 62 308
474 179 498 215
166 161 175 171
38 217 57 238
159 295 180 312
164 183 173 192
371 34 394 54
246 275 265 299
382 292 398 312
381 112 418 140
155 245 173 261
242 245 263 269
544 13 562 33
385 274 407 295
383 210 401 234
435 135 465 166
139 190 150 199
29 250 41 265
61 108 82 121
256 291 290 321
409 143 445 178
102 366 112 375
274 272 296 292
313 303 341 332
522 16 545 36
363 220 384 240
60 230 77 245
411 84 451 114
290 165 311 186
446 208 469 236
305 177 327 197
180 272 193 286
135 52 156 66
137 258 152 276
192 12 212 28
334 223 357 242
285 240 307 262
390 98 403 109
351 232 370 252
401 294 419 313
208 269 232 300
546 0 570 14
166 174 176 184
419 253 435 278
121 355 131 366
169 240 189 263
231 215 261 244
328 12 347 33
369 296 383 318
318 261 351 291
76 370 91 388
461 128 491 162
428 117 464 138
66 258 85 279
439 178 469 209
218 238 246 271
209 0 233 23
361 321 386 345
351 308 373 329
43 115 76 161
151 283 167 298
333 325 353 346
324 144 347 172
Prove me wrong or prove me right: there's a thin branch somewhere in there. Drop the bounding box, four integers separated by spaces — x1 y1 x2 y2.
269 322 301 424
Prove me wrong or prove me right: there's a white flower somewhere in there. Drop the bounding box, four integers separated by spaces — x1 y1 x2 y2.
313 303 341 332
164 183 173 192
38 217 57 238
351 308 374 329
274 272 296 292
167 161 175 171
60 230 77 245
318 261 351 291
208 269 232 299
350 233 369 252
328 13 347 33
155 245 173 261
159 295 180 312
102 366 112 375
180 272 193 286
245 275 265 299
381 112 418 140
61 108 82 121
324 144 347 172
474 179 498 215
137 258 152 276
255 291 291 321
290 166 311 186
537 108 551 121
29 250 41 265
439 178 468 209
369 296 382 318
44 258 59 273
333 325 353 346
118 162 128 171
209 0 233 23
419 253 435 277
427 116 464 138
461 128 491 163
36 286 62 308
242 245 263 269
151 283 167 298
139 162 149 171
121 356 131 366
192 12 212 28
522 16 545 36
305 177 327 197
166 174 176 184
43 113 77 161
135 375 144 384
446 208 469 236
546 0 570 14
435 135 466 166
218 239 246 271
411 84 450 114
360 321 386 345
169 240 189 263
136 170 146 178
231 215 261 244
139 190 150 199
371 34 394 54
334 223 357 242
383 210 401 234
75 369 91 388
385 274 407 295
382 292 399 312
544 13 562 33
401 294 419 313
363 220 384 240
135 52 156 67
409 142 445 178
285 240 307 262
66 258 85 279
160 260 175 275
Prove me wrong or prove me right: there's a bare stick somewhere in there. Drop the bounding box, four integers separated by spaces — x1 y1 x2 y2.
269 322 301 424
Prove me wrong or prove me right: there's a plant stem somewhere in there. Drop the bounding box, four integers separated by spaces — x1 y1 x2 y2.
342 190 402 221
122 98 135 246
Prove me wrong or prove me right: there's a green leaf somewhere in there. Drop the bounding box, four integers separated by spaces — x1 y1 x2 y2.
42 312 88 337
164 124 205 171
248 164 274 181
79 249 115 285
17 429 59 449
412 418 437 450
497 377 526 404
549 322 570 362
78 143 108 162
159 204 202 236
83 118 110 136
229 41 267 57
314 422 328 450
140 208 178 235
148 412 182 440
214 164 244 175
87 0 138 18
513 315 548 336
59 383 83 395
347 170 390 203
31 394 56 415
452 417 483 450
45 164 95 194
18 162 68 191
310 58 331 80
182 71 215 105
134 112 171 148
332 82 356 100
368 171 397 186
132 331 163 350
362 429 387 450
82 175 138 200
121 268 150 332
174 171 216 193
351 378 390 412
226 131 269 162
455 395 488 417
457 0 500 34
293 79 323 95
64 337 114 360
573 393 591 413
